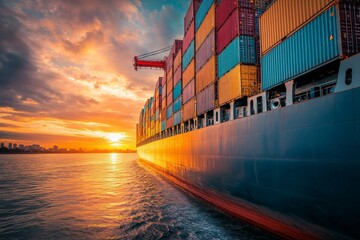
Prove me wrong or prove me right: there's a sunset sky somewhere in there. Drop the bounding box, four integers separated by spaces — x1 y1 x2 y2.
0 0 188 150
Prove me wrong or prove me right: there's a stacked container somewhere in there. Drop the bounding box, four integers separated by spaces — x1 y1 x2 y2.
260 0 360 90
216 0 259 106
154 77 162 134
173 49 182 126
182 0 200 122
161 75 167 132
195 0 216 116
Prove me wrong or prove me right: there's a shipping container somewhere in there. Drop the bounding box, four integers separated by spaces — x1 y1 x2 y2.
182 40 195 71
167 91 173 105
167 75 173 95
174 81 182 100
161 120 166 131
261 6 341 90
339 3 360 55
216 7 255 54
173 97 182 113
174 111 182 125
182 59 195 87
183 98 196 121
155 120 160 134
183 20 195 53
196 29 215 72
161 108 166 121
174 50 182 72
183 79 195 103
216 0 255 31
155 108 160 121
166 104 173 119
166 116 174 129
161 73 166 86
218 35 256 78
218 64 258 105
196 4 215 51
174 66 181 86
196 55 216 93
255 8 265 36
162 83 167 99
260 0 334 55
196 0 215 30
184 0 201 33
161 98 166 111
197 83 215 115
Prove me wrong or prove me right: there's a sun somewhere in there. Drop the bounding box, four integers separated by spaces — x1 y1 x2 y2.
105 133 125 143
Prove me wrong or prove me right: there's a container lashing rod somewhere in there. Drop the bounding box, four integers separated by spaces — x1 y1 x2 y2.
133 46 171 71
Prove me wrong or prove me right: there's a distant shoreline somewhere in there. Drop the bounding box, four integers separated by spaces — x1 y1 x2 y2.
0 150 137 154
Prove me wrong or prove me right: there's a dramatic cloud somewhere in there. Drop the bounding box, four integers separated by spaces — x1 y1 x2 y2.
0 0 189 149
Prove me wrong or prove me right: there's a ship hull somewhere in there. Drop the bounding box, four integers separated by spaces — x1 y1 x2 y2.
137 87 360 239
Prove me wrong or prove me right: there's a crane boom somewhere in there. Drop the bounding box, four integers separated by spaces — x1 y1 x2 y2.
133 46 171 71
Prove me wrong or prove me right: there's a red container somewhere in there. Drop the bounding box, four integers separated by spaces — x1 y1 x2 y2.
196 29 215 72
183 79 195 104
184 0 201 34
161 108 166 121
161 73 166 85
216 0 255 30
174 67 181 86
167 91 173 105
183 20 195 54
166 116 173 129
216 8 255 54
196 83 215 115
162 83 167 99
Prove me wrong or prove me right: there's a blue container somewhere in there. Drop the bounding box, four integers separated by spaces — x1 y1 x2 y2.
261 7 340 90
218 35 256 78
174 111 182 125
174 81 182 100
161 120 166 131
182 41 194 71
148 97 154 109
173 97 181 113
166 104 173 119
195 0 214 30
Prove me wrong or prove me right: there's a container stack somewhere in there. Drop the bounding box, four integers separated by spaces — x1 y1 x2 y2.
195 0 216 117
182 0 201 122
173 49 182 126
260 0 360 90
154 77 162 134
216 0 259 107
160 75 167 132
166 40 183 130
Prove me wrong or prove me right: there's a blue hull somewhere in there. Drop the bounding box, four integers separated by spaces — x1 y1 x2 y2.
137 87 360 239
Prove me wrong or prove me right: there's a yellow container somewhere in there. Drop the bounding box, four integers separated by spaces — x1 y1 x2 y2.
195 4 215 51
218 64 258 105
182 59 195 87
260 0 334 54
196 55 215 94
173 50 182 72
183 98 195 121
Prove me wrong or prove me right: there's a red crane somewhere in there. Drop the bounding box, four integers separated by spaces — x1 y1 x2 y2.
133 46 171 71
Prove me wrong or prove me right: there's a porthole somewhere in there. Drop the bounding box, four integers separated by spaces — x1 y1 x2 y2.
345 68 352 85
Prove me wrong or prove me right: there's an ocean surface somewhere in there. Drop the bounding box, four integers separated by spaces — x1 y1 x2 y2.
0 153 278 239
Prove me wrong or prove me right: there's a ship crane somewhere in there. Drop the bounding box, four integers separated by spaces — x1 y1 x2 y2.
133 46 171 71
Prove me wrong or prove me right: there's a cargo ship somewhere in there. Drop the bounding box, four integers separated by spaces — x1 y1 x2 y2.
135 0 360 239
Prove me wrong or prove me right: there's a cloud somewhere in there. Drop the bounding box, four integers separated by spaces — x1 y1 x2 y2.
0 0 189 149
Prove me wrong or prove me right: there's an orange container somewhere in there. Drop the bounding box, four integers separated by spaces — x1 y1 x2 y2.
196 55 215 94
167 75 173 95
173 50 182 72
195 4 215 51
260 0 334 54
182 59 195 87
182 97 196 121
218 64 258 105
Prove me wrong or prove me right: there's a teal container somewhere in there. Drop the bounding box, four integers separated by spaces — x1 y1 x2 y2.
195 0 214 30
166 104 173 119
161 120 166 131
182 40 194 71
261 6 340 90
218 35 256 78
174 111 182 125
174 81 182 100
173 97 181 113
